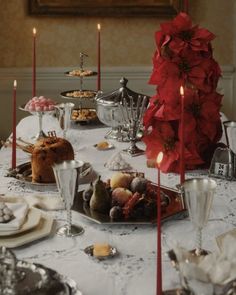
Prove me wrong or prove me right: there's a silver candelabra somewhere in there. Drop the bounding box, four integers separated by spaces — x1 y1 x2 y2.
119 95 148 156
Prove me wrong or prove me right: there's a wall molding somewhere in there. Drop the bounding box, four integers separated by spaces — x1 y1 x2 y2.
0 65 235 139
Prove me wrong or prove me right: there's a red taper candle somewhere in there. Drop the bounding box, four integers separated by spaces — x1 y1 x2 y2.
97 24 101 91
12 80 17 170
180 86 185 185
184 0 189 14
32 28 36 97
156 151 164 295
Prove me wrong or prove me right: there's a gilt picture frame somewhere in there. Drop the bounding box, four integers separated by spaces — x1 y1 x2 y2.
29 0 184 17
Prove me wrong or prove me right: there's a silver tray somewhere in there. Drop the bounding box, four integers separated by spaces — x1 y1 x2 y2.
61 89 97 100
7 162 92 187
14 260 49 294
14 261 82 295
72 184 187 225
42 263 82 295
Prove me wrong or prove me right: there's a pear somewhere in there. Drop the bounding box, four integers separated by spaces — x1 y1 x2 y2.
89 176 111 213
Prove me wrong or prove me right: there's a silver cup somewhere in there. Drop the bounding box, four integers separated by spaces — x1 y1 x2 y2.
182 178 217 256
52 160 84 237
55 102 75 139
223 121 236 178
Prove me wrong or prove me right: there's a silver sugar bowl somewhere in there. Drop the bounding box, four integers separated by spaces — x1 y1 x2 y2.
95 77 149 141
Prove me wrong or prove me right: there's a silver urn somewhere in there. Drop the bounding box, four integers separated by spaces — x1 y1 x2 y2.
95 77 149 140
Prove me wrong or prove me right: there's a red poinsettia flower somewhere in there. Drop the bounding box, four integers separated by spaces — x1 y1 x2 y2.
149 55 180 87
143 121 203 172
156 78 183 120
150 51 211 92
143 121 178 172
145 12 222 172
199 58 222 93
154 30 172 58
181 89 223 144
143 94 162 128
171 51 208 91
159 12 215 54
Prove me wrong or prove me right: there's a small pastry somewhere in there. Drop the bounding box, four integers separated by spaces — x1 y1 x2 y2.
93 243 111 257
96 141 109 150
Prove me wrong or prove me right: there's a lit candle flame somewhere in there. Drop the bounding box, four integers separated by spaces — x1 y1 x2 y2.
180 86 184 96
33 27 37 35
97 23 101 31
156 151 163 167
13 80 17 88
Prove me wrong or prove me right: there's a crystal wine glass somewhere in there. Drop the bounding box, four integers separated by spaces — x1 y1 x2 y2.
52 160 84 237
182 178 217 256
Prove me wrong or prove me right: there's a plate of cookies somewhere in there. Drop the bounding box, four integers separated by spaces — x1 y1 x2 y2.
65 69 97 77
71 108 98 124
61 90 97 100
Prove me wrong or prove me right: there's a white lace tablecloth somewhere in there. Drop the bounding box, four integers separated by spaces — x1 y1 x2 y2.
0 114 236 295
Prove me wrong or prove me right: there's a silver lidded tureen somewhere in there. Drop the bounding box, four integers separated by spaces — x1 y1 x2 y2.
95 77 149 141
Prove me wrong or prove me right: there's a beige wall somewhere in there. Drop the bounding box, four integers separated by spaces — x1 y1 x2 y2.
0 0 234 67
0 0 235 140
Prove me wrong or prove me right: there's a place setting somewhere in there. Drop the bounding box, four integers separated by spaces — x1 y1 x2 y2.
0 197 53 248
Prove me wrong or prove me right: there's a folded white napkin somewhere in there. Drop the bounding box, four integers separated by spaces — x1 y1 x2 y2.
2 194 64 211
23 194 64 210
0 202 29 231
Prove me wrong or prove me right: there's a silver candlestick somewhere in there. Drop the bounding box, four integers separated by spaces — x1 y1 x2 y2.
119 95 148 157
79 52 88 91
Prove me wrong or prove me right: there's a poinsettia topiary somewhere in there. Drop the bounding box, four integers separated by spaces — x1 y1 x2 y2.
143 12 223 173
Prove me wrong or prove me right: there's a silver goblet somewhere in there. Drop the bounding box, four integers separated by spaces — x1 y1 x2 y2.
55 102 75 139
182 178 216 256
52 160 84 237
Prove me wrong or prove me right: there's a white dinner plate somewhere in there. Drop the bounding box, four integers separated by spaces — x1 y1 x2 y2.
0 212 54 248
0 207 41 236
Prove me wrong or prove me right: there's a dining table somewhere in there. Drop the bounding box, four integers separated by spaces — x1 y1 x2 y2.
0 113 236 295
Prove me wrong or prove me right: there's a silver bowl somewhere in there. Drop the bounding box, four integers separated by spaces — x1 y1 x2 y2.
95 77 149 140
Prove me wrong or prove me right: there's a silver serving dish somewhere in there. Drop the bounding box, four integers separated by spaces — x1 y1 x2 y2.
7 161 93 187
0 246 82 295
72 184 187 225
95 77 149 140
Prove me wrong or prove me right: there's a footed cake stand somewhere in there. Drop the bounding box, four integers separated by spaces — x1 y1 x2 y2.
19 105 55 140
